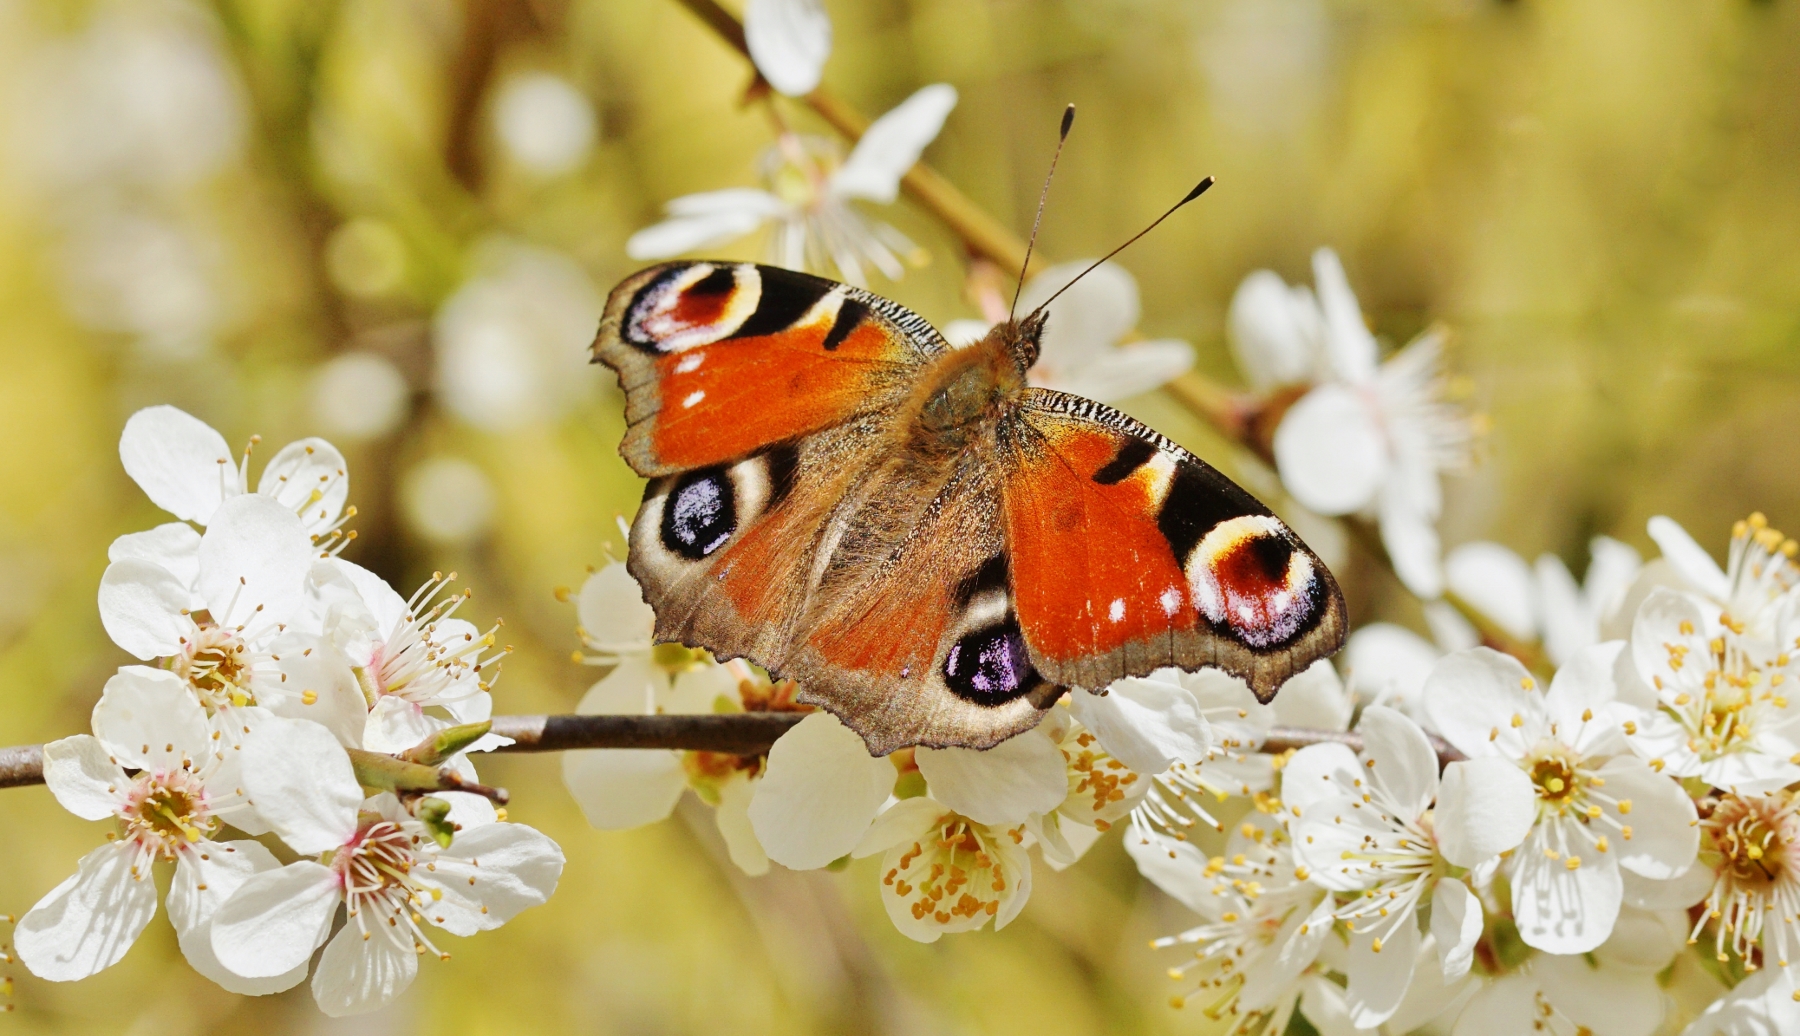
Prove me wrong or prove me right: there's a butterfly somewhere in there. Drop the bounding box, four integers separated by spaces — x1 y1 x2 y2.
591 261 1345 755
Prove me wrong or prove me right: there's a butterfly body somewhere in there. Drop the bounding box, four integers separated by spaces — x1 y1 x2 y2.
594 261 1345 755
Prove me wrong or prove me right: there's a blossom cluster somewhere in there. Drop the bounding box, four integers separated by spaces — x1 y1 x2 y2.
16 407 563 1017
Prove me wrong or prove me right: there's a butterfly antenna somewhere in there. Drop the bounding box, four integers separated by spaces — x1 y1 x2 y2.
1027 175 1216 317
1009 103 1077 322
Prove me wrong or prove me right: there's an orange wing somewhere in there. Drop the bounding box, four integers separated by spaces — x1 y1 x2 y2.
999 389 1345 700
591 262 945 476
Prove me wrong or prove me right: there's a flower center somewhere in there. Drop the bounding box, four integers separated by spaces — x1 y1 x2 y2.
1066 730 1137 826
761 134 839 211
884 813 1019 928
331 816 454 961
173 622 256 709
1708 794 1794 891
121 769 219 856
361 573 507 707
1527 744 1583 810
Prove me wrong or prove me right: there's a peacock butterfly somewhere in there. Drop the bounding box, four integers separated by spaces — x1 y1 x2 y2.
590 260 1346 755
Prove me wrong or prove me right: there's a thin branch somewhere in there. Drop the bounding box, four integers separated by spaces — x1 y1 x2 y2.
0 716 1464 790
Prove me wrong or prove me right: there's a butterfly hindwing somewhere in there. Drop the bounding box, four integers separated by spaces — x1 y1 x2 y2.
593 261 946 477
999 388 1345 701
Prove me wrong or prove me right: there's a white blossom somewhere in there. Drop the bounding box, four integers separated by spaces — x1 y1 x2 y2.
1446 537 1643 667
743 0 831 96
851 796 1031 943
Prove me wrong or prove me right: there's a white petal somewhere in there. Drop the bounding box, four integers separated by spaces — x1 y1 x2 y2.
210 861 341 978
97 558 193 659
1536 953 1665 1036
1597 755 1699 880
1511 817 1623 953
1311 248 1380 384
1422 599 1481 652
744 0 831 96
1596 905 1690 974
1358 705 1438 819
1270 659 1354 732
1273 384 1386 516
1124 822 1220 914
1621 864 1713 912
831 84 957 204
1345 912 1420 1028
41 735 126 821
1278 741 1362 819
1423 647 1541 760
15 842 157 981
92 666 212 770
1380 490 1446 599
1293 798 1392 892
169 840 309 995
1017 260 1141 370
1445 542 1538 641
851 796 944 858
424 821 564 935
561 746 685 830
362 696 437 755
1343 622 1440 714
943 319 991 348
1435 757 1535 867
747 711 894 870
577 561 654 649
1240 896 1334 1011
991 839 1033 931
626 195 780 259
108 522 202 593
915 727 1066 826
1450 973 1540 1036
1070 678 1211 775
196 494 314 627
255 437 349 538
1040 340 1195 403
262 636 367 747
1542 641 1625 732
311 922 418 1018
118 405 236 524
1431 879 1483 980
575 655 668 718
1228 270 1323 392
714 775 770 876
240 716 361 854
1584 536 1644 624
1536 552 1592 667
1647 515 1729 601
1386 934 1477 1034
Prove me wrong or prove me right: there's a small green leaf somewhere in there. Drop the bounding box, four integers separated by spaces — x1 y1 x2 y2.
402 721 494 765
415 797 455 848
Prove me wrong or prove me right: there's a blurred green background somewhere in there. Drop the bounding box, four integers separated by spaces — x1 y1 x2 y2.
2 0 1799 1032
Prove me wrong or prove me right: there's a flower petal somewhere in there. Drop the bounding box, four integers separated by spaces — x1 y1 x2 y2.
1431 879 1483 981
1646 515 1729 601
261 635 367 747
118 405 236 524
209 861 341 978
362 696 437 755
1228 270 1323 392
1344 910 1420 1028
1596 755 1699 881
915 727 1066 826
1445 542 1538 641
576 561 654 650
1270 659 1354 732
744 0 831 96
1358 705 1439 819
108 522 202 593
423 821 564 935
747 711 894 869
170 840 309 995
240 716 361 854
1535 953 1665 1036
255 437 349 539
1380 489 1446 600
1511 816 1623 953
831 84 956 204
1040 340 1194 403
1311 248 1380 384
1017 260 1141 370
1584 536 1644 624
1424 647 1541 760
1343 622 1440 716
852 796 945 858
1070 677 1211 775
97 558 193 659
311 921 419 1018
562 746 685 830
1279 741 1362 819
714 775 770 876
1240 896 1335 1011
41 735 126 821
15 841 158 981
626 193 782 259
1595 905 1689 974
1273 384 1386 516
1536 552 1592 668
196 494 314 627
92 666 212 770
1435 757 1535 867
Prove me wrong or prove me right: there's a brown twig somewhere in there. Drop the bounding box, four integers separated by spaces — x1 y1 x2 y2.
0 744 42 789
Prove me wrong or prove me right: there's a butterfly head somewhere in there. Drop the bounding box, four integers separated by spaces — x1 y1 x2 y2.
987 309 1048 377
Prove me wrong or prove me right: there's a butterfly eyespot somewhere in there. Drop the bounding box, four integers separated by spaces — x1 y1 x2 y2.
624 264 762 353
943 620 1037 704
660 468 737 560
1186 515 1320 648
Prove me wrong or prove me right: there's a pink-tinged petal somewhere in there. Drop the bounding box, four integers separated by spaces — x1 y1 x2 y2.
1424 647 1541 760
97 557 192 659
1228 270 1323 392
1070 678 1210 776
210 861 340 978
1311 248 1380 384
41 735 127 821
1511 816 1623 954
1435 758 1535 867
1430 879 1483 980
576 561 654 649
255 437 348 538
240 716 360 854
1444 542 1538 641
915 727 1066 826
626 191 782 260
1273 384 1385 516
108 522 202 594
1279 741 1362 819
196 494 314 627
743 0 830 96
1646 515 1729 601
1358 705 1439 819
16 842 158 981
1344 913 1420 1028
170 840 308 995
1596 755 1699 881
832 84 956 204
118 404 235 524
311 922 418 1018
423 822 563 936
561 745 684 830
92 666 212 769
714 775 770 876
747 711 894 870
